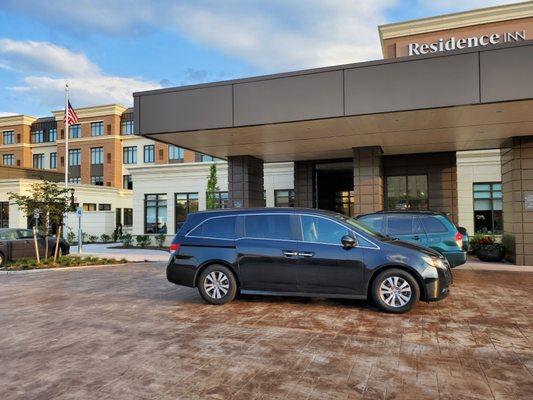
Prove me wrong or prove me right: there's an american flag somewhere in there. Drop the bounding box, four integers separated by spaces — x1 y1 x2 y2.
64 100 79 125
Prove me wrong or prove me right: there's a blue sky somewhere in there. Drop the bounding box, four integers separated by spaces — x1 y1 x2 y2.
0 0 520 117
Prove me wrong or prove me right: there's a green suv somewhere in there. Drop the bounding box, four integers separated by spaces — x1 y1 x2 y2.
357 211 467 267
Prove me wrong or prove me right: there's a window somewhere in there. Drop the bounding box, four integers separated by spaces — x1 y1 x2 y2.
175 193 199 231
189 216 236 239
91 121 104 136
207 191 228 209
145 194 167 234
49 128 57 142
123 175 133 190
336 191 354 216
244 214 293 240
2 154 14 166
300 215 350 244
274 189 295 207
2 130 14 144
358 215 384 233
169 145 184 162
144 145 154 163
50 152 57 169
83 203 97 211
91 176 104 186
419 216 448 233
68 149 81 166
90 147 103 164
68 177 81 184
99 204 111 211
121 120 134 135
124 208 133 226
0 202 8 228
386 175 428 211
69 124 81 139
32 153 44 169
123 146 137 164
473 182 503 234
386 215 423 236
31 130 44 143
197 153 215 162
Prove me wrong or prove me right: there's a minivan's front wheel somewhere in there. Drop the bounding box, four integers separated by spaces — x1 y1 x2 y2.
198 264 237 305
371 269 419 313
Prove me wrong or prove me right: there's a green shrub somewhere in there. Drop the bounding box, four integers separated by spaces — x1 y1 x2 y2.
136 235 151 248
100 234 111 243
502 234 516 263
120 233 133 247
154 233 166 247
66 228 76 244
88 235 99 243
82 232 88 243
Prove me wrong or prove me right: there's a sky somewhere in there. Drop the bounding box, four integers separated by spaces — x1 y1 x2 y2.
0 0 522 117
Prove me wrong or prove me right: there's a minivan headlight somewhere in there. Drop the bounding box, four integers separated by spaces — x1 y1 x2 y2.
422 255 445 269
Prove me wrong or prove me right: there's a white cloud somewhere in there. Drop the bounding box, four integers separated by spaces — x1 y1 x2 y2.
0 112 18 117
1 0 396 70
0 39 161 108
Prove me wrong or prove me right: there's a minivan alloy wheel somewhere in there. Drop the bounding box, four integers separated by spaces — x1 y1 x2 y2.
379 276 412 307
204 271 230 299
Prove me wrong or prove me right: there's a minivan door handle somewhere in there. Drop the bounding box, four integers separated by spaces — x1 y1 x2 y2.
282 250 298 257
299 251 314 258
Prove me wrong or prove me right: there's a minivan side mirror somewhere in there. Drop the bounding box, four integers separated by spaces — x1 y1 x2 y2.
341 234 357 249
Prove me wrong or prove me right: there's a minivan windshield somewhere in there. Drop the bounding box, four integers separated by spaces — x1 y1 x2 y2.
332 214 388 240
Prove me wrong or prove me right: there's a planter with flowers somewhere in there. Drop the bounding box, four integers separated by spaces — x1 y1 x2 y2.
469 234 505 262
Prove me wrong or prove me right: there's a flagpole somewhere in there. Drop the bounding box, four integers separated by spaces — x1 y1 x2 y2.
64 83 69 190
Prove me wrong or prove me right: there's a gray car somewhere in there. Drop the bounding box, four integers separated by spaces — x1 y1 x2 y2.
0 228 70 265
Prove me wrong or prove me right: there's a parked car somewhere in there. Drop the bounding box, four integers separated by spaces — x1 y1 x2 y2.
356 211 467 267
166 208 453 313
456 226 470 252
0 228 70 265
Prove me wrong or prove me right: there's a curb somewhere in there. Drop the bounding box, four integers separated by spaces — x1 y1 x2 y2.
0 261 161 275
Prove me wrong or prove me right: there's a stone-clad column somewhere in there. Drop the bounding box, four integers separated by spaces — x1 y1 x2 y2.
227 155 264 208
501 136 533 265
294 161 315 208
353 146 383 216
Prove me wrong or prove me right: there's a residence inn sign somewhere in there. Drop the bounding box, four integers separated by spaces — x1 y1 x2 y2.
408 30 526 55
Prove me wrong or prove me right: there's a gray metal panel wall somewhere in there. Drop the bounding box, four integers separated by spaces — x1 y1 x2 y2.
480 45 533 102
138 85 233 133
234 71 344 126
344 53 480 115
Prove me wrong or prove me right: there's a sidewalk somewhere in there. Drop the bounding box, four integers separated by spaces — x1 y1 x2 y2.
69 243 170 262
456 259 533 272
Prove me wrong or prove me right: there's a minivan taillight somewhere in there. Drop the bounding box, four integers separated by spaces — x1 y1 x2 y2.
455 232 463 249
170 243 180 253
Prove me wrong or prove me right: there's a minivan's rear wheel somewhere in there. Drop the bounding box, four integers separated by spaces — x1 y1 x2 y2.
371 269 419 313
198 264 237 305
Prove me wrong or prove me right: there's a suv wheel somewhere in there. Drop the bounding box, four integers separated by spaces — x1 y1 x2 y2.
371 268 419 313
198 265 237 305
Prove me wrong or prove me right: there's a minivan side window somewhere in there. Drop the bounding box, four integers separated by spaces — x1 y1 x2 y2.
358 215 384 233
300 215 350 245
420 216 448 233
244 215 293 240
189 216 236 239
387 215 423 236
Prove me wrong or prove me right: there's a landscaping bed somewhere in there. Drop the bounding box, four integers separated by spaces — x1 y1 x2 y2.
0 256 128 271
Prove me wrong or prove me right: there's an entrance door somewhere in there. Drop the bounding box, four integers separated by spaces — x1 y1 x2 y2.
296 214 364 295
237 213 300 292
315 161 354 216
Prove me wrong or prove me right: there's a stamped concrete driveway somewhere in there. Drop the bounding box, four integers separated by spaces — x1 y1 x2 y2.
0 263 532 400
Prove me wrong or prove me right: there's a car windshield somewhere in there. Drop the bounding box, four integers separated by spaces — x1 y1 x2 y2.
332 214 388 240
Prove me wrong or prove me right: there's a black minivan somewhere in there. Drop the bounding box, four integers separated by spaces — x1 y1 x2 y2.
167 208 453 313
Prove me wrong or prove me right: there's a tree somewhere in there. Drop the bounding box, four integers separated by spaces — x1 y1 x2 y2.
9 181 72 261
206 163 219 209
